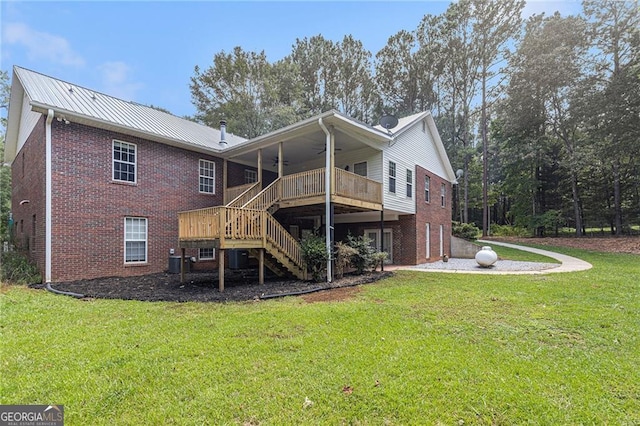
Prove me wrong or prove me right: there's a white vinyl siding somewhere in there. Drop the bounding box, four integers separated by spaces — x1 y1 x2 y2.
113 140 136 183
382 117 453 214
199 159 216 194
124 217 147 263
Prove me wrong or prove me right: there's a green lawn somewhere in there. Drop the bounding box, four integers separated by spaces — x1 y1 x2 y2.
1 246 639 425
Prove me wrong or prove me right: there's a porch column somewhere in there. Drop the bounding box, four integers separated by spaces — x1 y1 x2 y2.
318 118 332 283
380 209 384 272
219 249 225 292
223 159 228 204
257 149 263 184
180 248 186 283
258 249 265 285
278 142 283 178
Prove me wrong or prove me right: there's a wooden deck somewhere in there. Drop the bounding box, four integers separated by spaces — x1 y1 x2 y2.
178 167 382 289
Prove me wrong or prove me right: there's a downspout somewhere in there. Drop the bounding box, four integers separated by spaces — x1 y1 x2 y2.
318 118 332 283
45 109 54 283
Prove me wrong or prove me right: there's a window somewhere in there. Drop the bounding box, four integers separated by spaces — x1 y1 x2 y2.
388 161 396 193
199 248 215 260
353 162 367 177
199 159 216 194
426 223 431 259
425 176 431 203
422 119 427 133
124 217 147 263
441 183 446 207
406 169 413 198
244 169 258 184
113 140 136 183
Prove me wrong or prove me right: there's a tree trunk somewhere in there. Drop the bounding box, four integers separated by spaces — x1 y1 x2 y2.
571 172 583 237
613 160 622 235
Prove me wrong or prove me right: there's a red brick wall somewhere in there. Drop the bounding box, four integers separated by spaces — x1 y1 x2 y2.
11 116 46 275
27 120 225 282
414 165 452 263
333 167 452 266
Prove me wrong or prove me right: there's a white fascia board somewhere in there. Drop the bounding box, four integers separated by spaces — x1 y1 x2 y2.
3 74 26 165
426 114 457 183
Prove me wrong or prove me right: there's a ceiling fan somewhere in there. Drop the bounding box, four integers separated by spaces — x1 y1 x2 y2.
272 156 289 167
316 146 342 154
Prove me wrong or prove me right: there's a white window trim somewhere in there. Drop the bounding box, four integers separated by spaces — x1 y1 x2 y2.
389 161 396 194
244 169 258 184
124 217 147 264
199 159 216 194
441 183 446 207
406 169 413 198
426 223 431 259
353 161 368 177
113 140 137 184
199 248 215 260
425 175 431 203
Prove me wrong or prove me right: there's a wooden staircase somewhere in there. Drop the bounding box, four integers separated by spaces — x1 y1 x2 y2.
225 178 305 279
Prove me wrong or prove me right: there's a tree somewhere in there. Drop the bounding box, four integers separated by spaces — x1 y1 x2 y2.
582 0 640 234
1 69 11 241
190 47 279 138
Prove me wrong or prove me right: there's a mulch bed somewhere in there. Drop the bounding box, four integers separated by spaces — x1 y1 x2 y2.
34 269 394 303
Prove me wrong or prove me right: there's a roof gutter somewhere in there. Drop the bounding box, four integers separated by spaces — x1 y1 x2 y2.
318 117 332 283
45 109 54 283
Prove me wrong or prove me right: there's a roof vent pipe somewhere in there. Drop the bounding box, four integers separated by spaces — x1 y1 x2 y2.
219 120 227 145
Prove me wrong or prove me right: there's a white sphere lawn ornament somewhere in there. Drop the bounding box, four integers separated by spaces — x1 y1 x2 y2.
475 246 498 267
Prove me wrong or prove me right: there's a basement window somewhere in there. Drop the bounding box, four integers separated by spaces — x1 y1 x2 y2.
124 217 147 263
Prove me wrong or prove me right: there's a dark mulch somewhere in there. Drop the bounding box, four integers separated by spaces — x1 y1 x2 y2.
34 269 394 303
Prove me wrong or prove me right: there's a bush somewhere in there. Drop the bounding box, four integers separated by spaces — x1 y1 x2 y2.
452 221 480 240
300 232 329 282
334 241 358 279
371 251 388 272
0 251 42 285
346 234 375 275
490 225 530 237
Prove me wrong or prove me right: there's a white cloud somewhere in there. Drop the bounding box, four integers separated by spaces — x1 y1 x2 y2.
2 22 85 67
97 61 144 101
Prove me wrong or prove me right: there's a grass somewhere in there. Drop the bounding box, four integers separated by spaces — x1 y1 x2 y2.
1 245 639 424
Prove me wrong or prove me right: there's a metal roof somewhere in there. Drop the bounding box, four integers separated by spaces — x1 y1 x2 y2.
14 66 247 151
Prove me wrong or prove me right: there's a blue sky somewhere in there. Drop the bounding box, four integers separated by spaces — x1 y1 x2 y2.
1 1 581 119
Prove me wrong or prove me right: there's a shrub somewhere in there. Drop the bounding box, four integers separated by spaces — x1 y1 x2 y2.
452 221 480 240
0 251 42 285
346 234 375 275
300 232 329 282
334 241 358 279
371 251 388 272
490 225 530 237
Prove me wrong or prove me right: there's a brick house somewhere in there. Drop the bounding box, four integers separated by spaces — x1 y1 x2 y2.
4 66 457 287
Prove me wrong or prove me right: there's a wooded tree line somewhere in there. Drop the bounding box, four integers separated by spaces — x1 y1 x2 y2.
190 0 639 237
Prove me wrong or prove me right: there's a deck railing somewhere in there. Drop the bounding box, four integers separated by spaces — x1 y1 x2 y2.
265 214 304 269
281 168 326 201
178 206 264 241
226 182 261 207
243 178 281 210
179 206 222 240
225 183 255 205
334 168 382 204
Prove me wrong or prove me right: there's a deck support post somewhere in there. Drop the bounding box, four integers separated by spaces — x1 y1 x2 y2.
380 209 384 272
218 249 225 292
258 249 264 285
180 248 186 283
278 142 283 178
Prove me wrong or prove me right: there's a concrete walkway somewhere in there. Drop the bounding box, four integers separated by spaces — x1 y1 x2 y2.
392 239 592 275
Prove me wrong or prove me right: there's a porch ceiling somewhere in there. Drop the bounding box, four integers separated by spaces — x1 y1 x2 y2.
228 126 383 174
